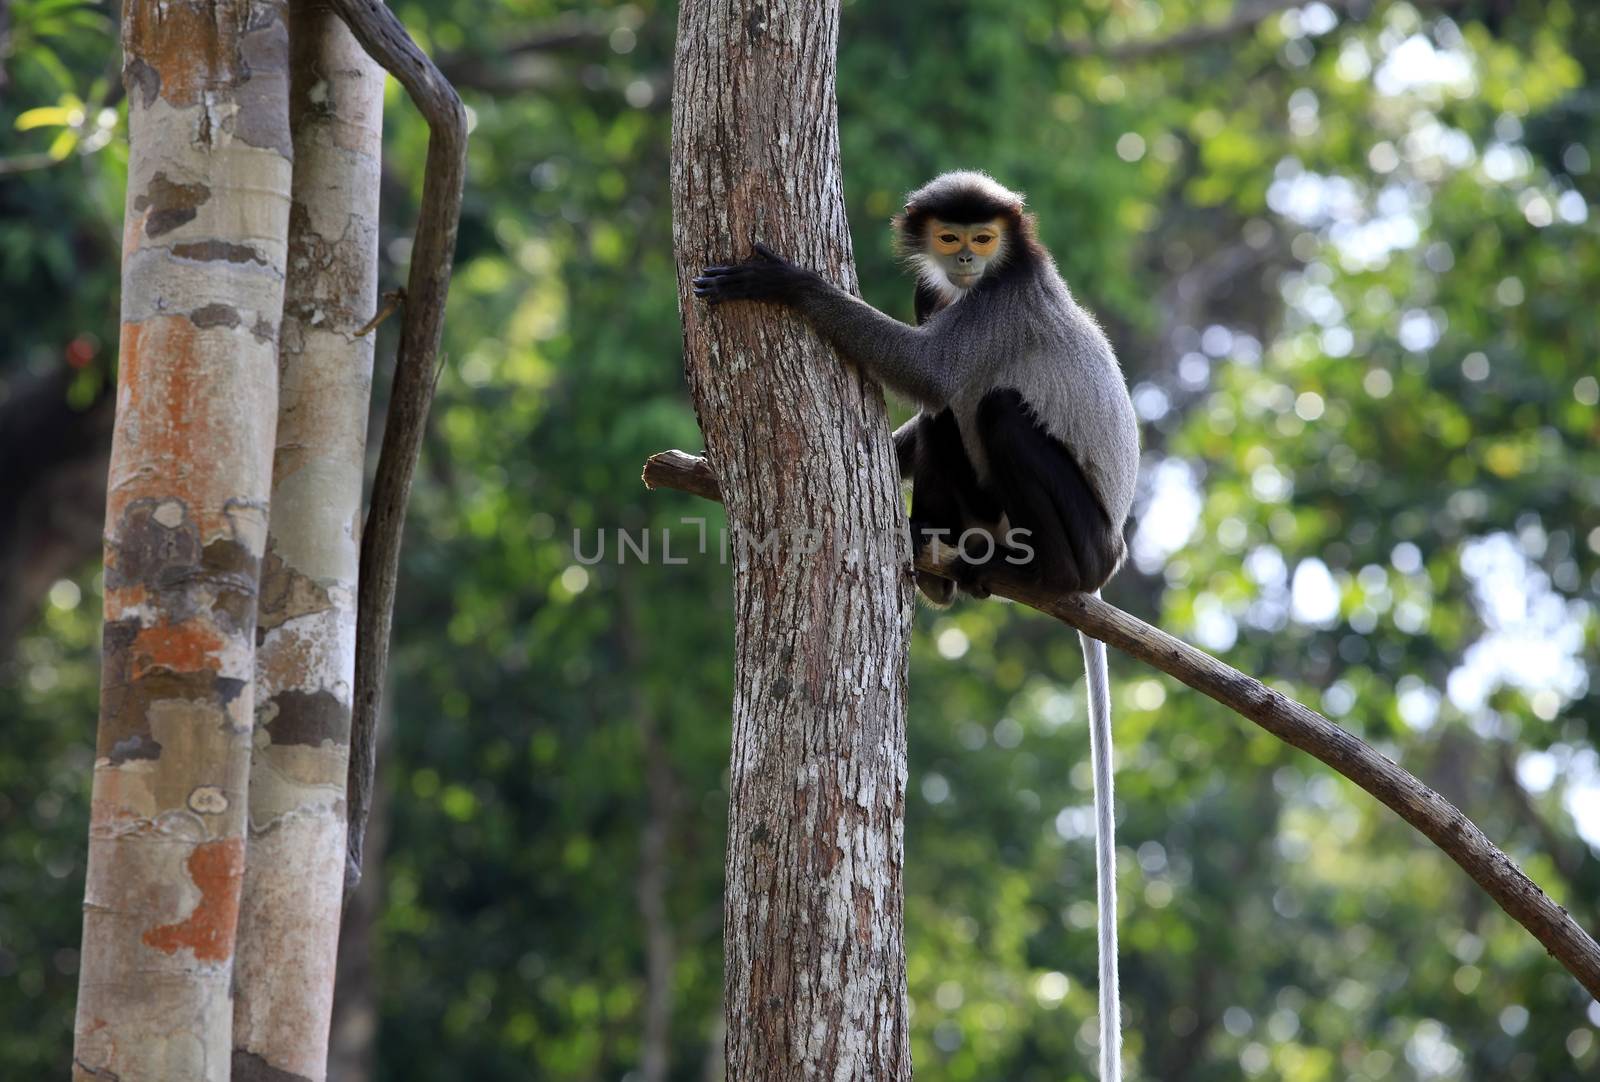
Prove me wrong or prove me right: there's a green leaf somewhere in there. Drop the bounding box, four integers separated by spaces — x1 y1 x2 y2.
14 106 70 131
47 128 78 160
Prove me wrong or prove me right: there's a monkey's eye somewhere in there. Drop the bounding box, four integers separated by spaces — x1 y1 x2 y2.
973 234 994 245
939 234 959 244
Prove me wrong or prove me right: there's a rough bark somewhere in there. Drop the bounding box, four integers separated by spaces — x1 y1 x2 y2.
232 5 383 1078
74 3 292 1078
644 449 1600 1002
329 0 468 901
671 2 914 1077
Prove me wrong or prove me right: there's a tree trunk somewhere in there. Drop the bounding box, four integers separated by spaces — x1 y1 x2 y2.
74 3 292 1079
326 684 392 1082
324 736 388 1082
232 4 383 1078
670 2 914 1078
636 715 676 1082
620 578 678 1082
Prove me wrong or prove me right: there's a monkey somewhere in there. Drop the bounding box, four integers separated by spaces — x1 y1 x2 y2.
693 171 1137 1081
692 172 1137 603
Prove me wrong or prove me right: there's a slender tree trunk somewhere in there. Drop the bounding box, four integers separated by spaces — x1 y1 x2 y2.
636 716 677 1082
701 1015 727 1082
74 3 292 1078
232 4 383 1078
326 691 392 1082
620 579 678 1082
671 2 914 1077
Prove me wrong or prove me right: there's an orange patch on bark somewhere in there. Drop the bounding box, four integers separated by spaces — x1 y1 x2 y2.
110 317 233 533
103 584 149 622
131 621 226 677
141 837 245 962
124 1 243 107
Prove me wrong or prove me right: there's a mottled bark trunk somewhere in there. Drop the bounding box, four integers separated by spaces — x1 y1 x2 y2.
74 3 293 1079
232 4 383 1079
671 3 914 1078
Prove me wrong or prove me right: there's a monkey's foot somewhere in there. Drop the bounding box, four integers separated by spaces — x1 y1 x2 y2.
914 570 957 608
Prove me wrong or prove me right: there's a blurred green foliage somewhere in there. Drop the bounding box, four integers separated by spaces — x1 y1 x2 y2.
2 0 1599 1078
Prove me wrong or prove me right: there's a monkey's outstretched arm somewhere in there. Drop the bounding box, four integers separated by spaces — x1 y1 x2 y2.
694 244 961 409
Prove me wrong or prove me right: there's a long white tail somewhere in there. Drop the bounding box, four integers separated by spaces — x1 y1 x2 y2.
1080 621 1120 1082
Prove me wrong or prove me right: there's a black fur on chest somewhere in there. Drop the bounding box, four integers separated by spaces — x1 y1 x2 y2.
896 389 1123 602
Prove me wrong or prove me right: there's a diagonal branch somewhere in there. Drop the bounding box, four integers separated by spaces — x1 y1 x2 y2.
330 0 468 903
641 448 1600 1001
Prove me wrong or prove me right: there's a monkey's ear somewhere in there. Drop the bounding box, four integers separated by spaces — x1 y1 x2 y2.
904 203 915 214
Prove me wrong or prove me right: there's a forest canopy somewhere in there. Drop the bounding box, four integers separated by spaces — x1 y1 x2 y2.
2 0 1598 1078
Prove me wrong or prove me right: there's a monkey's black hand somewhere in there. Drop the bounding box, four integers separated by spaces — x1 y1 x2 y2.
693 243 814 306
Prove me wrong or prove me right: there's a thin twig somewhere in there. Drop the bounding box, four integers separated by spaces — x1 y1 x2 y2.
641 448 1600 1001
331 0 468 904
0 151 60 176
354 287 405 338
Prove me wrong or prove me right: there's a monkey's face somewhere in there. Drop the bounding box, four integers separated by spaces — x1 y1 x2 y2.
925 218 1005 290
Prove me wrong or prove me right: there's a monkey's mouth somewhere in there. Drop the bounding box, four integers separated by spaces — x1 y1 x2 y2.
950 270 980 285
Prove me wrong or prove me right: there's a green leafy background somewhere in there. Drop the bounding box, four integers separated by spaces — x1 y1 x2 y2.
2 1 1598 1078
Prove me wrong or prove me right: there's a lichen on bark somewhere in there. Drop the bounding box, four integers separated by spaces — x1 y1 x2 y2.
75 3 293 1079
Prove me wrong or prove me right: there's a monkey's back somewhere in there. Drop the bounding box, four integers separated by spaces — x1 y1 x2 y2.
938 266 1140 531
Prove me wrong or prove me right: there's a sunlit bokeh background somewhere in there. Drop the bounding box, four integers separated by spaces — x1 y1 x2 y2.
2 1 1598 1078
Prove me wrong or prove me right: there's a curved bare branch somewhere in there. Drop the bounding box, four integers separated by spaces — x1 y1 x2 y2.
642 448 1600 1001
329 0 468 903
